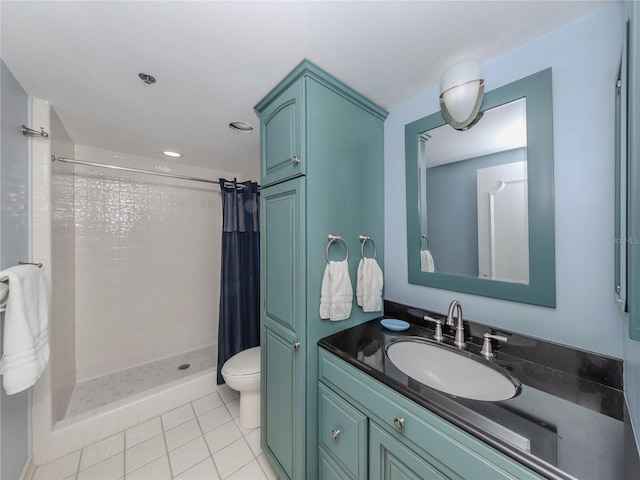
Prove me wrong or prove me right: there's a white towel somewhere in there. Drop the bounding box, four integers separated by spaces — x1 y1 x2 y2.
0 265 49 395
319 260 353 321
0 282 8 312
356 258 383 313
420 249 435 273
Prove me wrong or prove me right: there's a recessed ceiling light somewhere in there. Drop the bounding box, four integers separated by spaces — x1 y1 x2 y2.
229 121 255 133
163 150 182 158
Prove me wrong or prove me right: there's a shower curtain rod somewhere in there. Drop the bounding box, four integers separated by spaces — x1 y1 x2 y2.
52 156 259 189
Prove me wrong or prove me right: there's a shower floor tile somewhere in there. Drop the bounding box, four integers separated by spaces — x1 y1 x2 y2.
66 346 216 419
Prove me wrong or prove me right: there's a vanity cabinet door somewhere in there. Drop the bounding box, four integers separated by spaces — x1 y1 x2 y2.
369 422 460 480
319 448 354 480
260 79 304 187
319 383 367 479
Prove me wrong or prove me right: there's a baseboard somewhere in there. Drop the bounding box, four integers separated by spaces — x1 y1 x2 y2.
19 455 37 480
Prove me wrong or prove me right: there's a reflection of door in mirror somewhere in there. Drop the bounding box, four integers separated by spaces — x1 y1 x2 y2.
477 162 529 283
417 98 528 283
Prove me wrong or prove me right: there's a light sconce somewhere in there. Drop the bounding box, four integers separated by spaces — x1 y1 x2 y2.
439 60 485 131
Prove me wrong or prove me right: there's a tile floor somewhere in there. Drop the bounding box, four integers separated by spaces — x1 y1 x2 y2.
35 386 277 480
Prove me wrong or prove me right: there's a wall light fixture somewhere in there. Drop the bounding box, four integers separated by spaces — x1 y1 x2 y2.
439 60 485 131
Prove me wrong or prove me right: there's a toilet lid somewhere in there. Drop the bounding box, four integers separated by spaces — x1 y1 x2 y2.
222 346 260 376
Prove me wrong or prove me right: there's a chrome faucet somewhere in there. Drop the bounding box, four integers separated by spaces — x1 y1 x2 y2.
446 300 465 348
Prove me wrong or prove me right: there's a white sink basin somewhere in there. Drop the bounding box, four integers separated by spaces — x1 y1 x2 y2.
385 337 521 402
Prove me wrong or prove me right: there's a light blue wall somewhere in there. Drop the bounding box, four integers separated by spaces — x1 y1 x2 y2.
0 59 31 479
384 3 626 358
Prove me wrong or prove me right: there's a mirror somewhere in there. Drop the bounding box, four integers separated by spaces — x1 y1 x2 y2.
405 69 556 307
418 98 529 283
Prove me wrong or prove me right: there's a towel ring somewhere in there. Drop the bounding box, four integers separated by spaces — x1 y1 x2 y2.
326 234 348 263
358 235 377 259
421 234 430 250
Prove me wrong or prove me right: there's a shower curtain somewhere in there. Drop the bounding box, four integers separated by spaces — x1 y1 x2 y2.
216 178 260 384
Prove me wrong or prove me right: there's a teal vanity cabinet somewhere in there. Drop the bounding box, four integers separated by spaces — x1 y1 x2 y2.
319 349 544 480
255 59 388 480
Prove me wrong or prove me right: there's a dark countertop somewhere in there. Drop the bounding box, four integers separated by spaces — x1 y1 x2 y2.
318 301 637 480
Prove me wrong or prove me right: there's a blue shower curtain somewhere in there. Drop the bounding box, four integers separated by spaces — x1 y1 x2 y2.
216 178 260 384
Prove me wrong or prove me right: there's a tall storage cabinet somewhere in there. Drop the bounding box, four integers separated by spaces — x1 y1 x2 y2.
255 60 388 480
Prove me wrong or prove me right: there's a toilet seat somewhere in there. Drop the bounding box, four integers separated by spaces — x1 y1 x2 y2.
221 346 260 377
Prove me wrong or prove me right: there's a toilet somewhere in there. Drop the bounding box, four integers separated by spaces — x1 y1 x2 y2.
221 346 261 429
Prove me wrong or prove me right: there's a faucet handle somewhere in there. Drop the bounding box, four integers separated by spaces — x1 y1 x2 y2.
424 316 444 342
481 333 508 358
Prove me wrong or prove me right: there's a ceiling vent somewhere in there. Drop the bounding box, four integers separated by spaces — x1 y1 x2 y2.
138 73 156 85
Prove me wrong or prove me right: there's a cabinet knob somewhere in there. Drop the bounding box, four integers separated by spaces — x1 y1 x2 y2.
291 155 300 165
292 341 300 350
393 417 405 432
331 429 340 440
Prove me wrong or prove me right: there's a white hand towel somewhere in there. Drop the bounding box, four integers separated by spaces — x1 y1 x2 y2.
356 259 365 307
320 264 332 320
0 265 49 395
356 258 383 313
421 249 435 273
319 260 353 321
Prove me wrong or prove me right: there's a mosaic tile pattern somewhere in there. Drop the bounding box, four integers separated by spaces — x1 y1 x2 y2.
66 346 216 418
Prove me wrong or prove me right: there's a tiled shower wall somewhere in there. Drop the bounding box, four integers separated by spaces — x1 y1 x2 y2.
73 146 231 382
50 108 77 422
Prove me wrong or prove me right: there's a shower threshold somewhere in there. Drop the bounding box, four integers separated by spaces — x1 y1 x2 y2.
65 345 216 420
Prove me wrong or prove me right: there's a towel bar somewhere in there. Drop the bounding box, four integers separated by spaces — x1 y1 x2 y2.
0 262 43 312
18 262 43 268
2 262 43 281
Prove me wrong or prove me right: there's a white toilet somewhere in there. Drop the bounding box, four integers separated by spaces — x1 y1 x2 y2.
221 346 261 429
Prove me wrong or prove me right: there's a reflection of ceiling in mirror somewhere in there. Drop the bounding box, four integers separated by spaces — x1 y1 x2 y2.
423 98 527 168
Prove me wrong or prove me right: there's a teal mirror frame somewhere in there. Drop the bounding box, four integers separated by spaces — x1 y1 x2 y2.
405 68 556 307
628 1 640 340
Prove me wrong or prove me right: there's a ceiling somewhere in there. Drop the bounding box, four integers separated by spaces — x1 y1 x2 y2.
0 1 609 175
